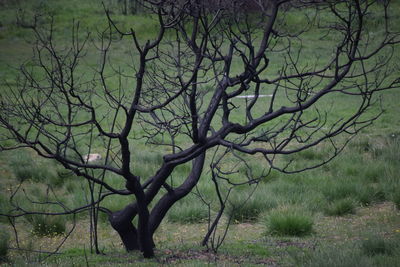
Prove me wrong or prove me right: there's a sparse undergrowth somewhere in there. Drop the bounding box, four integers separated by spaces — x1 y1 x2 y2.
1 203 399 266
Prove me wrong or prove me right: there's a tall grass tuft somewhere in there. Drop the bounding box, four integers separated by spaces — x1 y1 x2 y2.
264 207 313 237
357 186 385 206
226 187 277 223
167 197 208 224
26 214 66 237
323 198 356 216
9 150 64 186
321 181 358 202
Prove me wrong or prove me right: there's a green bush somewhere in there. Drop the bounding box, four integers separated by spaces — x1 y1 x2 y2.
264 208 313 237
26 214 66 237
0 227 9 262
323 198 355 216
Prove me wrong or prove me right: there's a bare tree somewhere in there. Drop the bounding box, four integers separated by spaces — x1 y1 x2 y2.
1 0 399 258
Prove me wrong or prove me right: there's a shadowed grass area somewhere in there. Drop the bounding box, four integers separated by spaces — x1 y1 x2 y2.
0 226 9 262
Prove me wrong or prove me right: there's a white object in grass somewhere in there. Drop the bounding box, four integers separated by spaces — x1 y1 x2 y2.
83 153 102 163
234 94 272 99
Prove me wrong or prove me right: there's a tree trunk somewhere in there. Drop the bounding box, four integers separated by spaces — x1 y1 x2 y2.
136 204 154 258
109 208 155 256
109 209 140 251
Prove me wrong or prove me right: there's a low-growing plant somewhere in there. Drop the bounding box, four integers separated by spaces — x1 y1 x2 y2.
26 214 66 237
323 198 356 216
264 207 314 237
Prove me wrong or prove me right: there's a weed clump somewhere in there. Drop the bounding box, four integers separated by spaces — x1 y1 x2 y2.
227 189 277 223
167 198 208 224
264 207 313 237
26 214 66 237
323 198 355 216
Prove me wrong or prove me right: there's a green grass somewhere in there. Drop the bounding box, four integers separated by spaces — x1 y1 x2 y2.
0 0 399 265
361 234 397 256
323 198 356 216
294 245 373 267
293 234 400 267
167 196 208 224
226 187 278 223
264 207 314 237
25 214 66 237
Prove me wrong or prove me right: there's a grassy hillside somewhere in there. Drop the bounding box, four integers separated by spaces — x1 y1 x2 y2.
0 0 400 266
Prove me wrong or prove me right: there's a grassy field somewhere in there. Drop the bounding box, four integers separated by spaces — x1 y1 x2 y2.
1 0 400 266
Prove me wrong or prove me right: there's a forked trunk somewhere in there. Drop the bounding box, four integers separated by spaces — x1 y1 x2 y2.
109 209 154 257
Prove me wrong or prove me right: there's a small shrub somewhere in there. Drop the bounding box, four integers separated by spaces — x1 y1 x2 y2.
227 202 262 223
0 227 9 262
26 214 66 236
361 235 393 256
323 198 355 216
264 208 313 237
